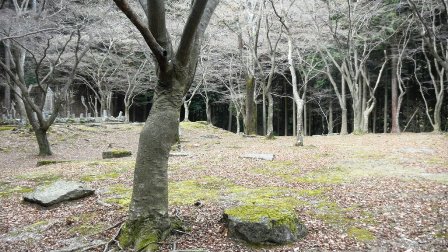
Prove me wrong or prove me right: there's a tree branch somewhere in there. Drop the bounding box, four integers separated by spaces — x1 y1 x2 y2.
113 0 168 70
176 0 209 65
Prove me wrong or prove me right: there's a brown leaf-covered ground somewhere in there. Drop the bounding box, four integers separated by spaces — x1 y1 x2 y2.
0 122 447 251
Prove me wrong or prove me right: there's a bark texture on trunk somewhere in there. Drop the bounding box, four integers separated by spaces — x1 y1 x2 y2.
391 46 400 133
266 92 274 138
35 128 52 156
183 101 190 122
295 101 304 146
245 76 257 135
328 100 333 134
205 97 211 124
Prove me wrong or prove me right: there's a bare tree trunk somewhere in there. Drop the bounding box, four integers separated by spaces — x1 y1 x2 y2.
303 102 307 136
308 105 312 136
361 77 367 129
295 100 304 146
293 100 296 136
183 101 190 122
12 45 27 122
391 45 400 133
384 82 388 133
236 109 241 134
127 86 181 249
328 100 333 134
284 95 288 136
35 128 52 156
228 104 232 131
205 97 211 124
341 76 348 135
125 103 130 123
266 92 274 138
262 84 266 135
373 105 377 133
245 76 257 135
3 41 11 115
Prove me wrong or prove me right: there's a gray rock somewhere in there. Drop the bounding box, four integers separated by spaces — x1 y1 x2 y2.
223 207 306 244
241 153 275 161
23 180 94 207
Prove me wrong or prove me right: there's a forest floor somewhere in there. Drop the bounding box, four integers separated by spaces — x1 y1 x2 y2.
0 122 447 252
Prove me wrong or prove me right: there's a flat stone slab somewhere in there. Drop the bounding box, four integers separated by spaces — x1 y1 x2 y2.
241 153 275 161
23 180 94 207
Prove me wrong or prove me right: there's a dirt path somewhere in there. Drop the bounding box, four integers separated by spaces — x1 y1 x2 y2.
0 123 447 251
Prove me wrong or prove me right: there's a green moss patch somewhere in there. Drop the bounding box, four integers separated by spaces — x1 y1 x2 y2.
81 171 121 182
435 232 448 239
169 176 234 205
68 212 107 236
0 126 15 131
0 183 33 197
180 121 209 130
347 227 375 241
227 186 305 211
252 160 301 179
104 184 132 208
17 173 62 185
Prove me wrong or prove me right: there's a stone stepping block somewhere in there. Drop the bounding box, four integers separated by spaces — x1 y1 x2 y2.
23 180 94 207
223 205 307 244
241 153 275 161
102 149 132 159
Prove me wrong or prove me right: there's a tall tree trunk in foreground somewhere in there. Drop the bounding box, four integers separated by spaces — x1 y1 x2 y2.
113 1 218 250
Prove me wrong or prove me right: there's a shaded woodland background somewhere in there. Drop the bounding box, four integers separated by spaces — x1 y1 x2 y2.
1 0 447 137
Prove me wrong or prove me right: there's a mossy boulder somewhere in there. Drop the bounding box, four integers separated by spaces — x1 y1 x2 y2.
102 149 132 159
223 205 306 244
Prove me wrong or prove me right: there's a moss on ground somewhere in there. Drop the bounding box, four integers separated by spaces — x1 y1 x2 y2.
16 173 62 185
68 212 107 236
252 160 301 179
81 171 121 182
0 183 33 197
435 232 448 239
87 160 135 171
347 227 375 241
104 184 132 207
0 126 15 131
169 176 234 205
180 121 209 130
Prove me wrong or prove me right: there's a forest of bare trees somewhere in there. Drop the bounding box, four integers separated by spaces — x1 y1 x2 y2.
1 0 447 143
1 0 447 251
